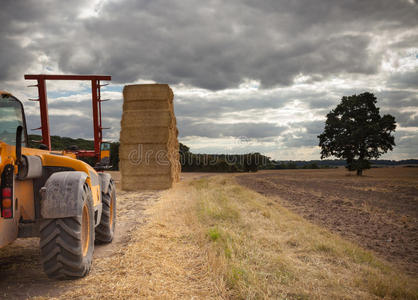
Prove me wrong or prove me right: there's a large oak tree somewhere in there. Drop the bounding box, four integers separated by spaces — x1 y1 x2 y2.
318 92 396 175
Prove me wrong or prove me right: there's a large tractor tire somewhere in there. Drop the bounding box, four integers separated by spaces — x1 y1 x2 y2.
40 183 94 280
95 179 116 243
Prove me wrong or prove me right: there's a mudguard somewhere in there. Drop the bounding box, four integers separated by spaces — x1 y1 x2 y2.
41 171 87 219
98 172 112 194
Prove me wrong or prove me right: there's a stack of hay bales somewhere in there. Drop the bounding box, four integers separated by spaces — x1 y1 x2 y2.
120 84 180 190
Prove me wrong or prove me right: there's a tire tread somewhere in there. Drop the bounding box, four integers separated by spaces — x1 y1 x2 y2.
95 181 116 244
39 183 94 280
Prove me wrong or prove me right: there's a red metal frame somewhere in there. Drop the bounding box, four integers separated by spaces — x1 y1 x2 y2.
24 74 111 161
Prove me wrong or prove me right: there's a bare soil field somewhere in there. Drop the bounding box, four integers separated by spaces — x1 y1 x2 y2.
236 167 418 275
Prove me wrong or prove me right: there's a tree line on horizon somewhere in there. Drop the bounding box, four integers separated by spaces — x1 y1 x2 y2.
27 134 416 173
26 135 333 172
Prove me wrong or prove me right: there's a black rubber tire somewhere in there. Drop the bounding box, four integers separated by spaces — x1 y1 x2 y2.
95 180 116 244
39 183 95 280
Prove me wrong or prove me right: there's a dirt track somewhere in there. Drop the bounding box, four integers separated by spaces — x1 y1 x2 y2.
0 172 213 299
236 167 418 275
0 187 160 299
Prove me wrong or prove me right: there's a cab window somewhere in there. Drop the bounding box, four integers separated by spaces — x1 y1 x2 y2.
101 142 110 151
0 94 26 146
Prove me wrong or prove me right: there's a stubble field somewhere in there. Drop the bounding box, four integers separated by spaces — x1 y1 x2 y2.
236 167 418 275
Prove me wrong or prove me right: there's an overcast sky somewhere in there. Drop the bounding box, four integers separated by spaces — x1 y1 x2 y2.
1 0 417 160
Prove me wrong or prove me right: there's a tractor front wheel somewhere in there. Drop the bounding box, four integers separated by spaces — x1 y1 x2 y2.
39 183 94 280
95 180 116 243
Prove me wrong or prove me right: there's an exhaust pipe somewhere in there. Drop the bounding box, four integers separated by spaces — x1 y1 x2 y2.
15 126 23 166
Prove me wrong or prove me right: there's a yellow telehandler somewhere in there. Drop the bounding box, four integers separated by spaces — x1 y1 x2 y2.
0 77 116 280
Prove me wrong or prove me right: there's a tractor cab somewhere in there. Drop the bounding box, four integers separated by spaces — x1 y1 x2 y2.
0 92 28 147
95 141 111 170
0 78 116 280
100 142 111 163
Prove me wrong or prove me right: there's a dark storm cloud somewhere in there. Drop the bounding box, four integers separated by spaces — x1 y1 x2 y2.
396 130 418 147
393 111 418 127
46 98 123 120
377 90 418 105
303 120 326 135
0 0 86 81
26 109 121 140
25 113 93 139
390 130 418 159
302 94 337 109
0 38 33 81
56 0 417 89
281 134 318 148
2 0 416 90
0 1 36 80
278 120 324 148
178 118 286 139
174 94 289 119
389 34 418 49
174 89 333 121
322 89 418 115
2 0 417 159
388 71 418 89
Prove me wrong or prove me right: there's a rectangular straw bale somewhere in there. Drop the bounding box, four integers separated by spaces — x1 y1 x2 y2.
120 159 172 175
120 84 180 190
121 175 173 190
123 99 173 111
120 126 176 144
121 110 174 127
119 147 176 166
123 84 173 101
119 142 177 160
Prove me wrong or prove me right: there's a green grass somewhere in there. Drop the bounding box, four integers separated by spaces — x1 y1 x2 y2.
188 176 418 299
208 227 221 241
